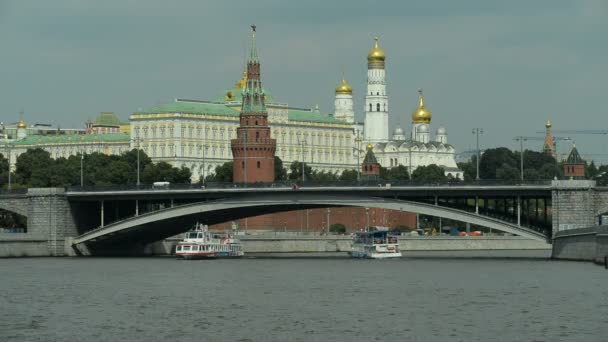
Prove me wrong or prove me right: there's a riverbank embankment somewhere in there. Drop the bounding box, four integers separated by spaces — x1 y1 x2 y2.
552 226 608 265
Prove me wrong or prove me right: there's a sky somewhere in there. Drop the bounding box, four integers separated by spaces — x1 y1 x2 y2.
1 0 607 162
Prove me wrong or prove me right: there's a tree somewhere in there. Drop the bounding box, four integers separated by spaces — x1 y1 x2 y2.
206 162 233 182
339 169 358 182
380 165 410 181
587 161 599 179
288 161 313 181
310 170 339 182
496 163 519 181
274 156 287 181
15 148 54 186
479 147 517 179
457 156 476 181
329 223 346 234
0 152 8 188
411 164 447 183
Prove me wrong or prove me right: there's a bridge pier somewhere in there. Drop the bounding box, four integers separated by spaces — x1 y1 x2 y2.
551 180 598 237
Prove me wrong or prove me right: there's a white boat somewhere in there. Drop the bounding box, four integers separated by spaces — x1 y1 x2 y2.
350 230 402 259
175 223 244 259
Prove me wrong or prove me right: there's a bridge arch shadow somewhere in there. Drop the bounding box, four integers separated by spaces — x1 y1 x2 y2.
73 193 549 254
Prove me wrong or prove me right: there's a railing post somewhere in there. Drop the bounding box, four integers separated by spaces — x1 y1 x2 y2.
517 196 521 226
100 200 105 228
135 199 139 217
475 196 479 214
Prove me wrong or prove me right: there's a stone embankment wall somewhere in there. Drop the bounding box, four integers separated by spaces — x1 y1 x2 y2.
552 226 608 265
144 235 550 255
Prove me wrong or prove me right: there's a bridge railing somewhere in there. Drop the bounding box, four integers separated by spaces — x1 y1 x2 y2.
0 188 28 195
65 179 553 192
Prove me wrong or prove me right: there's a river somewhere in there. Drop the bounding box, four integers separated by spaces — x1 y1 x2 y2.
1 252 607 342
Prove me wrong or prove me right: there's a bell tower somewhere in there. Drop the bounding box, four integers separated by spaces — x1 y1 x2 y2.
231 25 276 184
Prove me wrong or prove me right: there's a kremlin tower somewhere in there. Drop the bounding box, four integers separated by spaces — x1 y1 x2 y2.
334 78 354 123
543 120 556 159
411 89 432 143
231 26 276 184
364 37 389 143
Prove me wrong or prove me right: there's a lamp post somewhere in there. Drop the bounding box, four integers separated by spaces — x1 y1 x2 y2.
199 144 207 185
354 133 363 183
472 128 484 180
80 152 84 188
298 139 306 184
4 143 11 191
132 137 144 186
326 208 331 234
365 207 370 232
514 136 527 182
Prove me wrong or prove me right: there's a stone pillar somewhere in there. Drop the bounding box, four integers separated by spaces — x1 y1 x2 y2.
27 188 78 256
551 180 597 237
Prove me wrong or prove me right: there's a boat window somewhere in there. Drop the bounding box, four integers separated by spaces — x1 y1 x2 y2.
183 246 191 251
176 246 182 251
198 233 203 239
188 233 198 239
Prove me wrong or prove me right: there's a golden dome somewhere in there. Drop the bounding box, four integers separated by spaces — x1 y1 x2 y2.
17 120 27 129
234 70 247 89
335 78 353 94
546 119 551 128
366 143 374 151
367 37 385 62
411 89 431 124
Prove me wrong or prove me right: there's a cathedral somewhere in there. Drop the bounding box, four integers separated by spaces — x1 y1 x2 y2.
334 38 462 179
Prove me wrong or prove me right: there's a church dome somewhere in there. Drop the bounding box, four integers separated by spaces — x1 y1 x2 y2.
366 143 374 151
411 89 431 124
367 37 385 62
418 124 430 133
17 120 27 129
393 127 404 135
436 126 446 135
335 79 352 95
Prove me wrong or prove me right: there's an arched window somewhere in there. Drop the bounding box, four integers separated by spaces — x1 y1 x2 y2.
256 131 260 141
242 161 245 168
255 121 258 126
369 103 372 112
376 92 379 95
376 103 380 111
257 161 261 168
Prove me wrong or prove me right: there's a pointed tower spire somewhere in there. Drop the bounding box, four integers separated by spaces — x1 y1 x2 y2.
543 119 556 159
249 25 258 62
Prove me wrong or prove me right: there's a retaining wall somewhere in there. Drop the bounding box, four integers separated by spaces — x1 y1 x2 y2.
552 226 608 265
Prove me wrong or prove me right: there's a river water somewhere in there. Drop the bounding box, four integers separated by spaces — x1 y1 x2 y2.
1 253 607 342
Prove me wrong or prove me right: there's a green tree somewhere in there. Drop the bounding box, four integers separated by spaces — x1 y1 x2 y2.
0 152 8 188
310 170 339 182
339 169 358 182
496 163 519 181
587 161 599 179
15 148 55 187
288 161 313 181
329 223 346 234
206 162 233 182
411 164 447 183
274 156 287 181
457 156 477 181
380 165 410 181
479 147 517 179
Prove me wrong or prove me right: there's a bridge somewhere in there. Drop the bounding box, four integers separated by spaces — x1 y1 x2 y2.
1 180 607 256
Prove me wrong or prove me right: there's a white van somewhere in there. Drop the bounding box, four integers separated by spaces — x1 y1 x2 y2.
153 181 170 189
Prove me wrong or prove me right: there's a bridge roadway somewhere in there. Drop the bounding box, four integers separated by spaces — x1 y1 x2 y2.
67 185 554 254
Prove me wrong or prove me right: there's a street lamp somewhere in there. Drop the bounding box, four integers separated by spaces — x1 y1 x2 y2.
365 207 370 232
326 208 331 234
298 138 307 183
354 133 363 183
514 136 527 182
3 143 11 191
80 152 84 188
199 144 207 185
132 137 144 186
472 128 484 180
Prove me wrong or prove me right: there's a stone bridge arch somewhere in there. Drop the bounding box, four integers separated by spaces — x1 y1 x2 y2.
72 193 548 254
0 197 28 217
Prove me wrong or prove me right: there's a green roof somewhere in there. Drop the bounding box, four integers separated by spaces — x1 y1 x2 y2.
94 112 122 126
9 133 130 146
287 109 344 124
137 100 347 125
137 101 240 117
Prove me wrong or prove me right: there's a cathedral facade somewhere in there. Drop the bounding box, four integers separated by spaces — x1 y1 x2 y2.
334 38 462 179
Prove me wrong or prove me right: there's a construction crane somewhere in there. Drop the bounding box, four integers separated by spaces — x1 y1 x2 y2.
537 129 608 135
514 136 572 161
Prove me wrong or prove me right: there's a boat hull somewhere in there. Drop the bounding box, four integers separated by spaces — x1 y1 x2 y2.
350 250 402 259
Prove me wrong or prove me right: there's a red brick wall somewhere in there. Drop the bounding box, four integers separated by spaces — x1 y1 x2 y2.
210 207 416 232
